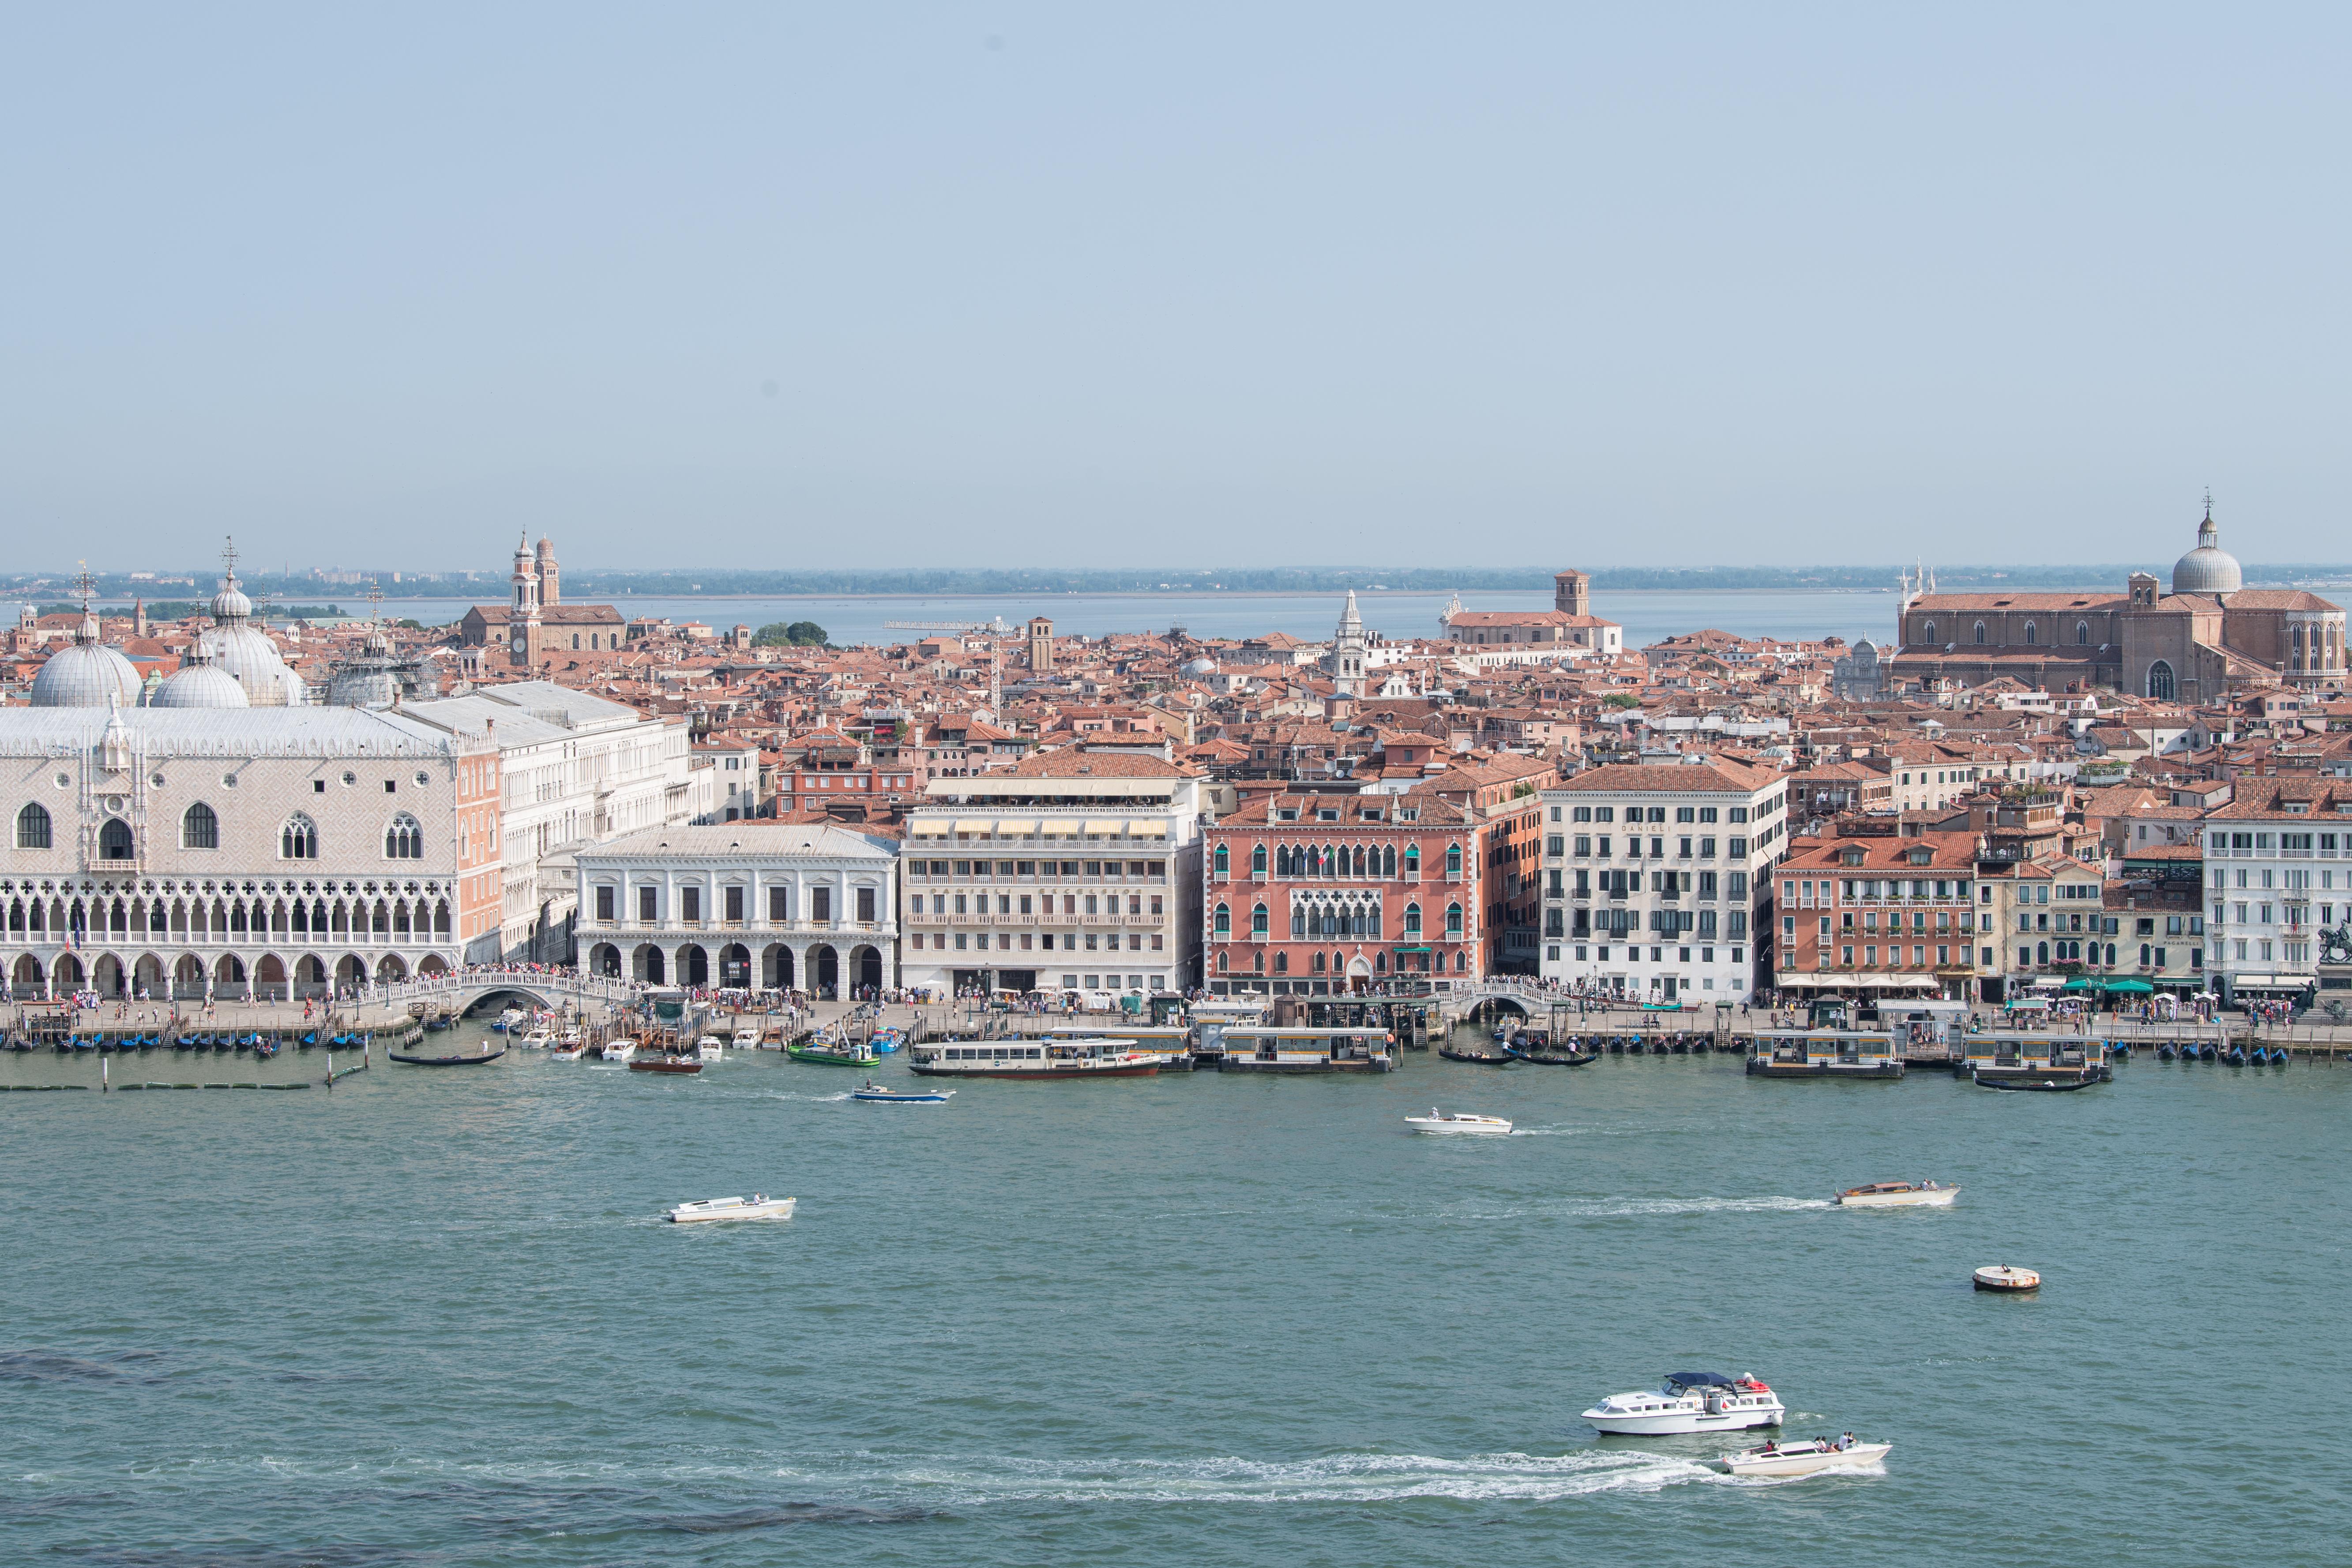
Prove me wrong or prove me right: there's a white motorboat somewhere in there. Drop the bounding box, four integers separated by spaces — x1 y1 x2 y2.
559 1026 585 1048
1836 1180 1957 1208
517 1029 555 1050
667 1194 796 1223
1583 1372 1785 1435
696 1035 725 1062
732 1028 761 1052
549 1041 589 1062
601 1038 639 1062
1718 1437 1890 1477
1405 1107 1513 1136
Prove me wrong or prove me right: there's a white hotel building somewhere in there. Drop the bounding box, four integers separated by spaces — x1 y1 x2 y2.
900 751 1205 997
1537 760 1789 1004
2203 778 2352 1005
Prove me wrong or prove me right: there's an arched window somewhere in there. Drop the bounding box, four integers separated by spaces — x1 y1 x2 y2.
1446 902 1464 936
2147 660 2175 701
1446 843 1462 876
1403 845 1420 877
181 803 218 850
2023 621 2037 645
16 802 51 850
1973 621 1987 644
1273 951 1288 974
2076 620 2090 646
1311 951 1326 973
1252 903 1269 936
1215 951 1227 972
1213 902 1229 936
1251 843 1267 873
98 818 134 861
1381 845 1396 877
281 814 319 860
1212 843 1229 876
1923 620 1936 645
1404 902 1422 935
385 812 422 859
571 633 580 651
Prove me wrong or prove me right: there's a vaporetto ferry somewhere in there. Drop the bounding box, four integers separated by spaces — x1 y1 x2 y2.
907 1036 1173 1079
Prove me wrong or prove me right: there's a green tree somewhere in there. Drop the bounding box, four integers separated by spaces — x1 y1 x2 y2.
753 620 829 648
1603 692 1642 709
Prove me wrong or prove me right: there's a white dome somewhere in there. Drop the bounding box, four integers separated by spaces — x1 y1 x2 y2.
2172 508 2243 597
150 658 250 710
31 617 143 709
210 580 253 620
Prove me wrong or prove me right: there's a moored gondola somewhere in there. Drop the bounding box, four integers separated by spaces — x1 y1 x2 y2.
389 1046 507 1067
1439 1046 1514 1065
1506 1042 1596 1066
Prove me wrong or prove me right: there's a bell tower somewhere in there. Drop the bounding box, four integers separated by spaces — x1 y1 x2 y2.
1027 616 1055 673
1554 569 1591 617
509 534 542 669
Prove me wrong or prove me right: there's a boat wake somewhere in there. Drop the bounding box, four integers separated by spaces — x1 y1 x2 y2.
856 1447 1733 1503
1444 1194 1834 1220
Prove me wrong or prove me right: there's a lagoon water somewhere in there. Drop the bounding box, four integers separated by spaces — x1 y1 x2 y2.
364 587 1900 651
4 1030 2346 1567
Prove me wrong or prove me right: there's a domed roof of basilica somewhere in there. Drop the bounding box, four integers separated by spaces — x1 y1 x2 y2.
198 538 306 706
150 650 251 710
2172 504 2243 597
30 589 143 711
30 616 144 708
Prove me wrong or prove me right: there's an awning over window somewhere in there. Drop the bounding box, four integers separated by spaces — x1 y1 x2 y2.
1038 819 1080 835
1127 820 1168 838
1082 819 1123 835
910 821 949 838
954 820 993 835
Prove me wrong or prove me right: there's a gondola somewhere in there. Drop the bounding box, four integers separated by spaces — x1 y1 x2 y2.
420 1015 451 1033
389 1047 507 1067
1975 1073 2097 1092
1439 1046 1514 1065
1505 1043 1596 1066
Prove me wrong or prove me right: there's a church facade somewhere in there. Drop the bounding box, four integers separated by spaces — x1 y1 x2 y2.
457 535 625 667
1441 569 1624 655
1890 509 2344 701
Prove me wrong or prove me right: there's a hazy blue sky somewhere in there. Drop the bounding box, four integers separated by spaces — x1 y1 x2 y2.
4 5 2346 572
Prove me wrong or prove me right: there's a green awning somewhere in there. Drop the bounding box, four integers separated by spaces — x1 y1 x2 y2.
2060 976 2096 991
2104 978 2155 993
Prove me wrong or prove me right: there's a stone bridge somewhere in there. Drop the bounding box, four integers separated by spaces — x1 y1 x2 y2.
375 970 642 1018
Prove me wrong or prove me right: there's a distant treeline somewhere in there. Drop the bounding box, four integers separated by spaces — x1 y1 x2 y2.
461 563 2352 595
12 565 2350 600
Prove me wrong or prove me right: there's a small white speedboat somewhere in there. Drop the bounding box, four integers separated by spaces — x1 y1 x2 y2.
549 1041 589 1062
1584 1372 1785 1434
517 1029 555 1050
1836 1180 1957 1208
601 1038 639 1062
733 1028 761 1052
696 1035 725 1062
1718 1437 1890 1477
1405 1107 1513 1136
667 1194 796 1223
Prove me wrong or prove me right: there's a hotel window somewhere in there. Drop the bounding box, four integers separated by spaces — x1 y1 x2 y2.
724 885 744 922
638 886 657 921
681 887 701 923
1214 844 1229 876
769 886 789 921
596 886 615 922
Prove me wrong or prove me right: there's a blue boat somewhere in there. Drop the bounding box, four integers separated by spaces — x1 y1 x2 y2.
298 1031 319 1047
70 1037 96 1053
851 1079 954 1103
2156 1044 2175 1061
